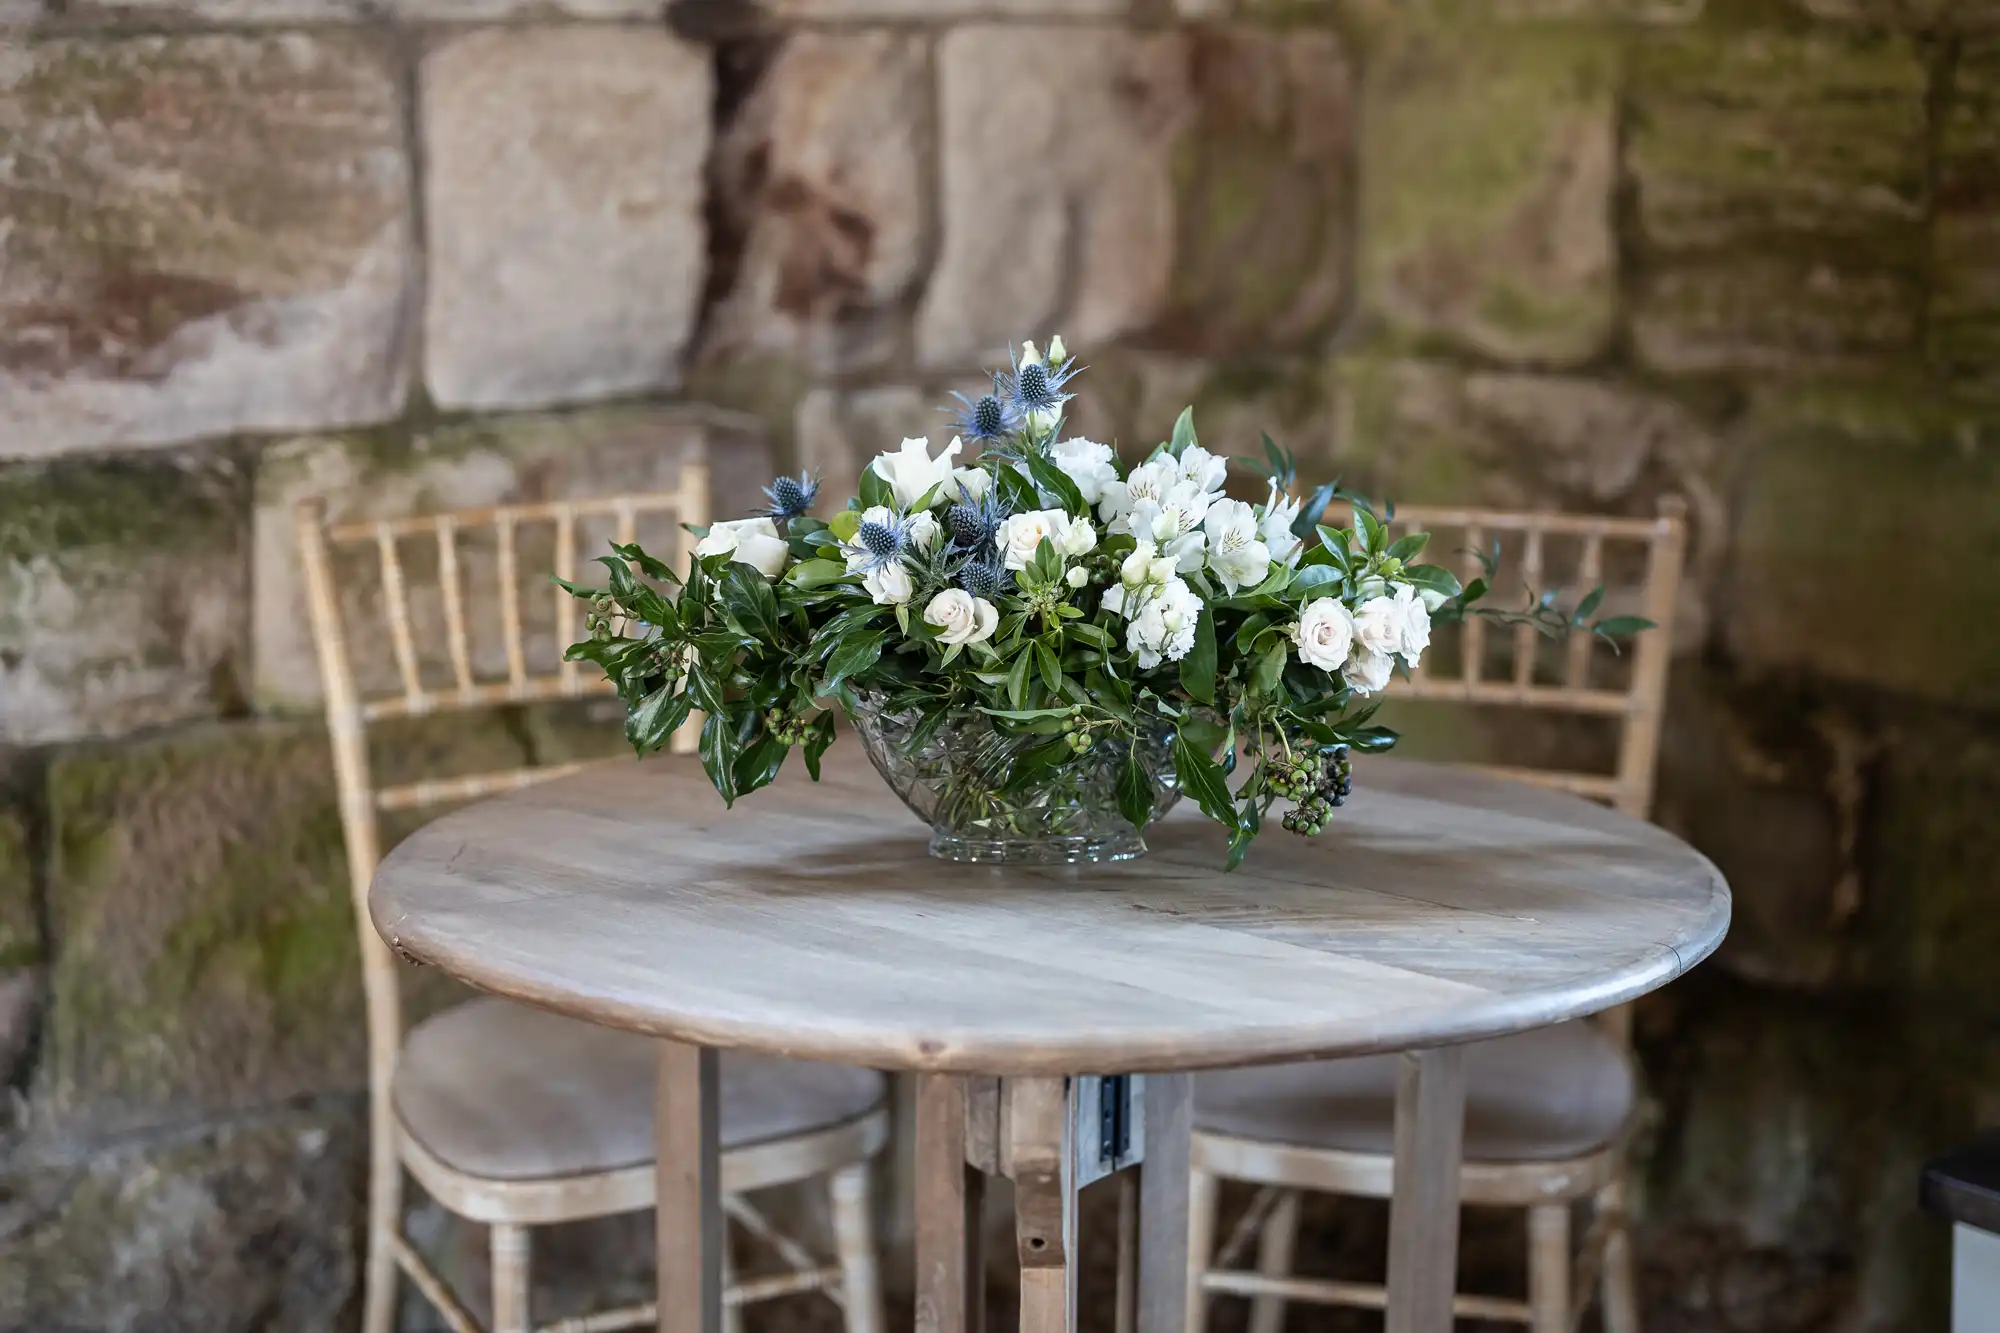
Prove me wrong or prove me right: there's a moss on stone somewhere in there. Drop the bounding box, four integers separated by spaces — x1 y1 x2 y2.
0 797 34 972
0 450 243 566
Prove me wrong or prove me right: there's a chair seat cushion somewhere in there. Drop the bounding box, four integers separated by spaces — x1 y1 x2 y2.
393 998 887 1183
1195 1021 1635 1164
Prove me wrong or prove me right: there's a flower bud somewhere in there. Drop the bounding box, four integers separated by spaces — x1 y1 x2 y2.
1066 565 1088 589
1021 339 1042 367
1047 335 1067 365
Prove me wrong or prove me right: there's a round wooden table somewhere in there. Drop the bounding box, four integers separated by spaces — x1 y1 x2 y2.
370 755 1729 1333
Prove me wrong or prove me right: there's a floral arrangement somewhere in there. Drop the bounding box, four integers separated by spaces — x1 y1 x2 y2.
559 339 1647 867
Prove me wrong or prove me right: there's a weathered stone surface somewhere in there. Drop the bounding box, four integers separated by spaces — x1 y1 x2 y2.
0 1104 364 1333
0 451 248 747
252 405 769 712
918 27 1354 367
1635 980 1977 1330
0 779 36 973
1722 397 2000 708
770 0 1123 14
795 386 938 510
700 31 930 376
422 27 711 411
1105 352 1338 473
1798 0 2000 30
70 0 660 13
0 0 39 22
1628 27 1928 373
34 718 517 1137
1359 23 1616 365
0 34 412 458
1932 38 2000 394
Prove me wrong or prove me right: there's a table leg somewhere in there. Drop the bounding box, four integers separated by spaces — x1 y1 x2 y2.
1135 1073 1193 1333
916 1074 985 1333
657 1041 723 1333
1010 1076 1078 1333
1384 1047 1468 1333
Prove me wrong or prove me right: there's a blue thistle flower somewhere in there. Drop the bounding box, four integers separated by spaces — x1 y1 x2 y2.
946 386 1024 443
763 471 819 519
945 486 1008 549
957 554 1008 600
848 511 909 573
1005 347 1082 413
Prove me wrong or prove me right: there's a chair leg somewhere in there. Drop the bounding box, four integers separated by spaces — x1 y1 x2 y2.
362 1112 403 1333
1247 1189 1301 1333
1527 1204 1571 1333
1185 1167 1220 1333
830 1162 885 1333
1597 1179 1641 1333
721 1220 746 1333
490 1223 531 1333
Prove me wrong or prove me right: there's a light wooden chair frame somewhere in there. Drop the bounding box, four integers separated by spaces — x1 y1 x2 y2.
1187 497 1689 1333
298 480 890 1333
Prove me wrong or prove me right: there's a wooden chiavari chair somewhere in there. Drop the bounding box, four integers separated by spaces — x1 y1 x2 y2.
299 479 889 1333
1187 498 1688 1333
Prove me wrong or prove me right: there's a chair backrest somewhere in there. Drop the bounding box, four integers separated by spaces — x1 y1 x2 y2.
1368 496 1688 820
296 476 706 1093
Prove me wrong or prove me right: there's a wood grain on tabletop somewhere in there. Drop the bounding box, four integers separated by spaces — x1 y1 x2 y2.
368 754 1729 1077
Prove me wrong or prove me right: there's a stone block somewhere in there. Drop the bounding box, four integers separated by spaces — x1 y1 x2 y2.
35 717 520 1136
68 0 661 12
699 31 931 376
1359 22 1617 365
1722 394 2000 708
1628 26 1928 373
422 26 711 411
0 0 39 22
252 404 768 712
916 25 1354 368
768 0 1124 14
1 774 36 973
0 33 412 458
1932 38 2000 393
0 450 248 746
0 1105 364 1333
795 385 939 507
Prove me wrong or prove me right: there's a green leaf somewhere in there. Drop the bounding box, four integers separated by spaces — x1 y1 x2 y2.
1252 636 1288 694
822 629 887 693
1225 801 1261 871
1007 648 1032 711
857 465 891 510
1035 641 1063 695
1004 738 1073 793
1023 450 1086 516
979 706 1075 721
1180 605 1216 704
1066 621 1113 650
1233 613 1274 654
1293 482 1339 541
698 710 742 805
733 731 789 797
828 509 862 542
720 562 782 642
1387 532 1430 563
1288 564 1342 595
802 713 836 780
1173 732 1239 833
1574 586 1606 624
1169 406 1199 458
785 558 852 590
1592 615 1655 638
1116 748 1154 831
624 684 679 753
994 464 1040 514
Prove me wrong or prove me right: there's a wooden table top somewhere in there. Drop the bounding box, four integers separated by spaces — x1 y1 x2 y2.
369 755 1729 1076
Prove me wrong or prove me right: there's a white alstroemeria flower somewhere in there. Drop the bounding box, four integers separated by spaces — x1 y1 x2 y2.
1051 437 1119 506
863 563 913 607
925 589 999 645
1259 482 1304 568
1177 444 1229 495
1099 459 1177 530
1127 576 1202 670
871 435 962 510
1342 646 1394 696
905 510 942 553
1052 512 1097 558
694 517 789 579
945 461 990 502
1204 498 1272 595
1287 597 1355 672
994 509 1095 570
1127 487 1211 574
1104 539 1177 619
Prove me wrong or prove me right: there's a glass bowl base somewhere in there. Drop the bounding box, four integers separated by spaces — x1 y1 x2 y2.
927 830 1148 865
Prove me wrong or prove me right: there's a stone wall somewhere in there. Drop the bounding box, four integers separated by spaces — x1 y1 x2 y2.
1 0 1997 1330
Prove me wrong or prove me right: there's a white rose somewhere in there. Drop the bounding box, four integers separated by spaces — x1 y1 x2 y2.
1287 597 1355 673
863 563 913 607
1203 498 1272 595
1177 444 1229 495
945 460 990 502
1343 647 1394 696
694 516 790 579
1052 512 1098 558
871 435 962 510
1353 595 1404 661
1127 577 1202 670
1389 583 1431 666
1260 482 1304 569
924 589 999 646
1051 437 1120 506
994 509 1071 570
905 510 942 553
